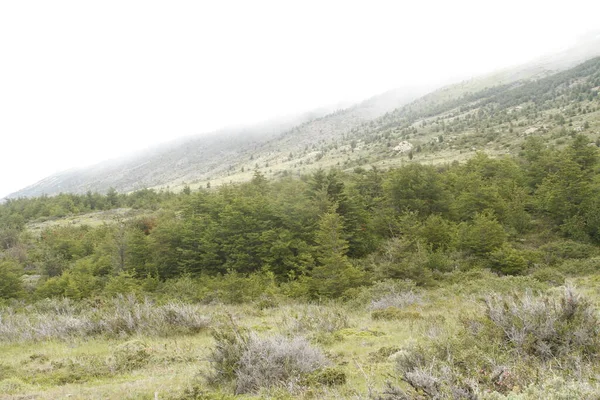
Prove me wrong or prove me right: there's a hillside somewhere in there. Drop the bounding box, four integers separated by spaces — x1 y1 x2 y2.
6 33 600 199
4 130 600 398
338 55 600 168
4 46 600 399
5 88 423 198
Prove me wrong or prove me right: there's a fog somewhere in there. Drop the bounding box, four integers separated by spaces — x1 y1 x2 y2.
1 0 599 198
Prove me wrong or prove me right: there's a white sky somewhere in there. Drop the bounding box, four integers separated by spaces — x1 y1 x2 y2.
1 0 599 198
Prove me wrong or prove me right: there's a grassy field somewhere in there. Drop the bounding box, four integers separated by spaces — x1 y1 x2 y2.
3 270 599 399
26 208 141 233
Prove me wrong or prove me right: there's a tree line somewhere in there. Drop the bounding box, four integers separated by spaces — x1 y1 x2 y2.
1 134 600 300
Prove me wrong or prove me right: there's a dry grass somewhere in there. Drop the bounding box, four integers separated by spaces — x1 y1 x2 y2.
3 281 600 399
0 295 210 342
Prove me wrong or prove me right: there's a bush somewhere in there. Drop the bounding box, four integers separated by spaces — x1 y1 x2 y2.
367 238 436 285
376 286 600 399
236 334 328 394
305 367 347 386
487 245 528 275
207 320 329 394
418 214 457 251
484 286 600 360
458 212 507 256
103 272 142 297
112 340 152 371
531 267 565 285
197 270 280 304
159 275 203 303
207 320 250 385
0 260 24 299
540 240 597 265
557 257 600 276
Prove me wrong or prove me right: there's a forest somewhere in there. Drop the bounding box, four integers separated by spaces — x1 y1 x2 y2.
2 134 599 301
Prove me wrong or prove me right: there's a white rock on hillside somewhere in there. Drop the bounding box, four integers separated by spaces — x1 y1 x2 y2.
393 141 413 153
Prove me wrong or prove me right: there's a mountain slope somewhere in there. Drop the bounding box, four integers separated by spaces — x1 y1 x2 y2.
6 88 424 198
337 56 600 169
7 33 600 198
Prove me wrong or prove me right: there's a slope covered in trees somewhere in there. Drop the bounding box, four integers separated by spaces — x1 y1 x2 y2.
1 134 600 301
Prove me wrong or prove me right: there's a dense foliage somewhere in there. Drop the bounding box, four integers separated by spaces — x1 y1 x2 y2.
1 134 600 301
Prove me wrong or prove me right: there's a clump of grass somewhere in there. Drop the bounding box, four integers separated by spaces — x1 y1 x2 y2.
368 346 402 362
278 304 353 336
111 340 152 371
0 377 28 395
369 291 422 311
42 355 112 385
371 308 423 321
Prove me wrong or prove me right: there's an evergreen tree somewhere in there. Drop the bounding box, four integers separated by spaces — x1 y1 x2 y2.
311 207 363 297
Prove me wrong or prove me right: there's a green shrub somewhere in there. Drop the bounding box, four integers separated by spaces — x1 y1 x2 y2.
159 275 203 302
305 367 347 386
487 245 528 275
369 346 402 362
0 260 24 299
198 270 280 304
371 307 423 321
367 238 435 285
103 271 142 297
557 257 600 276
418 215 457 251
540 240 597 265
458 212 507 256
531 267 565 285
112 340 152 371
